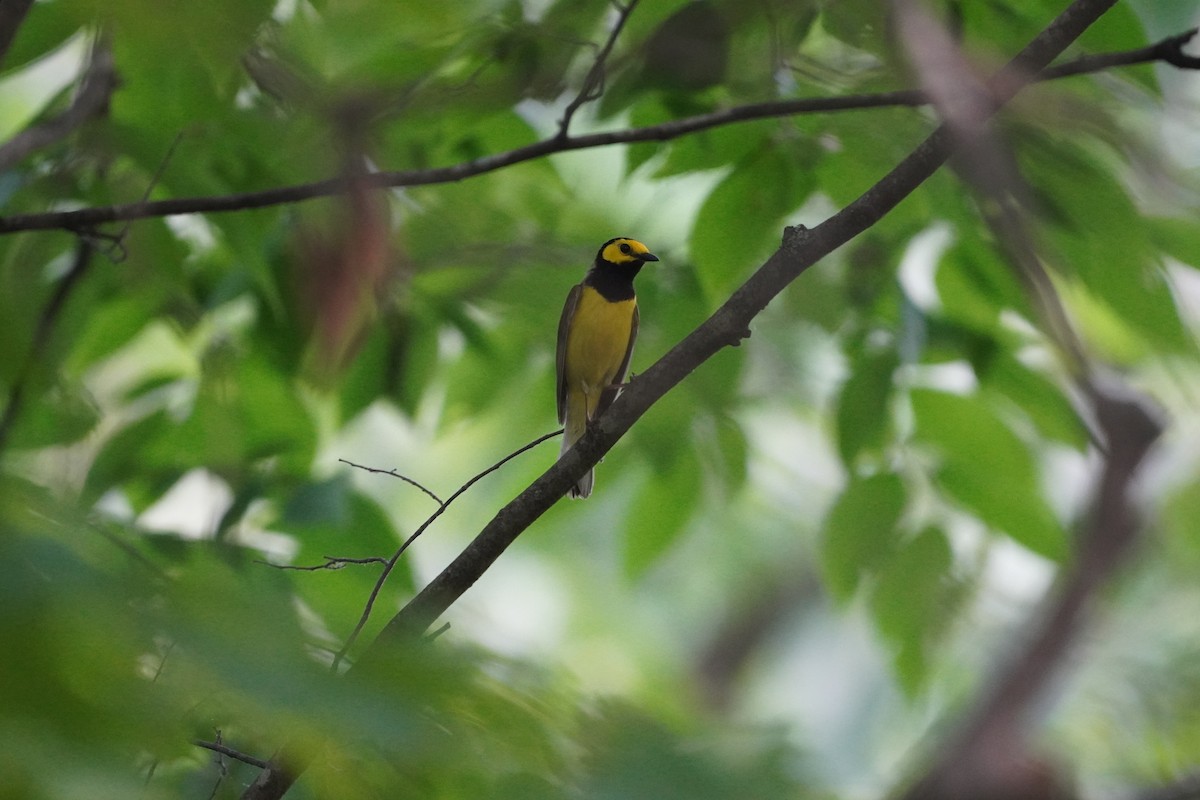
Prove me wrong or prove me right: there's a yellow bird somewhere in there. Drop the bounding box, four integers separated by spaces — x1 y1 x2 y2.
556 237 659 498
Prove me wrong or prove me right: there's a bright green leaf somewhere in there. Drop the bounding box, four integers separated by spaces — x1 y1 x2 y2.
820 471 907 601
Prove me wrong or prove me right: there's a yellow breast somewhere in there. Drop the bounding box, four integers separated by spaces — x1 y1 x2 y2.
564 286 637 397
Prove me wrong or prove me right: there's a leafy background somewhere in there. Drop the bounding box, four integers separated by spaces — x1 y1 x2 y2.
1 0 1200 798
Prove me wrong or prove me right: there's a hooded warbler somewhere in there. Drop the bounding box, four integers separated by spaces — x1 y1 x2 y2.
556 237 659 499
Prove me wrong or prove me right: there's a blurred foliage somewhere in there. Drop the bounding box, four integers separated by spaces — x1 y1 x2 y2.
1 0 1200 798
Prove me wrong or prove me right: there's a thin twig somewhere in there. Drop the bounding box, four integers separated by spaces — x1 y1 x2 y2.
557 0 641 137
330 429 562 671
193 739 270 770
257 555 389 572
5 29 1197 238
339 458 443 505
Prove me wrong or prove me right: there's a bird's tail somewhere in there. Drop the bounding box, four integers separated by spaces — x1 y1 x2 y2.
560 393 594 499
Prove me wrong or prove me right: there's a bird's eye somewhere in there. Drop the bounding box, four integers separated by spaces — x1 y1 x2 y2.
619 243 632 254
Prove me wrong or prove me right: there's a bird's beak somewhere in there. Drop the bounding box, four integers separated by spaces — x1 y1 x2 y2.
639 252 659 262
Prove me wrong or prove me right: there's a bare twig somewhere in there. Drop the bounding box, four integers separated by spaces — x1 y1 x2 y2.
1040 25 1200 78
257 555 389 571
194 739 270 770
557 0 641 136
0 35 118 173
330 428 562 672
4 29 1197 238
338 458 443 505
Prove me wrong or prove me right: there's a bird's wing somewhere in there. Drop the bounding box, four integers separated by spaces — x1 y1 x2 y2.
556 283 582 425
595 302 638 419
617 302 639 385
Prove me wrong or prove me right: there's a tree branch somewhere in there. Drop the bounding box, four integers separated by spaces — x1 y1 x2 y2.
3 28 1195 238
193 740 270 770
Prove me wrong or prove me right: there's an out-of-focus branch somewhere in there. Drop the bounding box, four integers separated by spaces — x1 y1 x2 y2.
0 36 118 173
890 3 1164 798
693 569 821 712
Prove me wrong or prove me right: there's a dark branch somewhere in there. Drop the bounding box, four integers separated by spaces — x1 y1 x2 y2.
193 739 269 770
257 556 389 572
5 28 1198 238
1040 26 1200 77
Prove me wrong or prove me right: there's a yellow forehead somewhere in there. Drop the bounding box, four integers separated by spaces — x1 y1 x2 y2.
601 238 652 264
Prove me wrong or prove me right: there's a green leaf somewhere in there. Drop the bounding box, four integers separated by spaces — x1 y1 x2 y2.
935 236 1030 335
1 7 83 75
283 479 412 640
978 353 1089 452
870 526 955 694
1149 216 1200 271
911 389 1066 560
623 461 699 579
820 472 907 601
690 142 813 302
4 377 100 449
835 347 898 467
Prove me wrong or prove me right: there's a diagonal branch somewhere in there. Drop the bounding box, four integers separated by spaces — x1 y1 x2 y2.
2 28 1196 238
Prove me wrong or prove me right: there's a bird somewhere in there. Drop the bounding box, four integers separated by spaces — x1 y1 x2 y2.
556 237 659 498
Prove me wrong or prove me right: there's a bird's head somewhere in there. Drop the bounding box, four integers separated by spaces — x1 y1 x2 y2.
597 237 659 267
